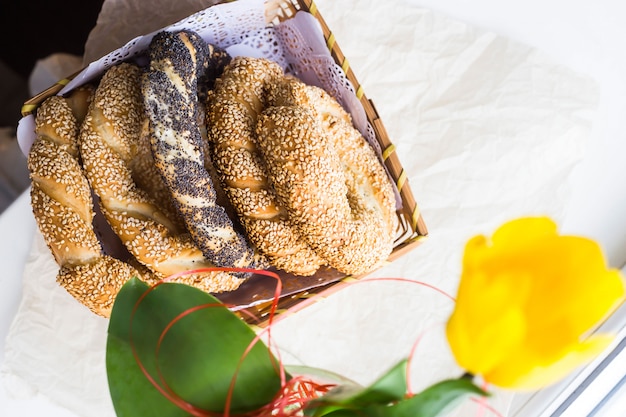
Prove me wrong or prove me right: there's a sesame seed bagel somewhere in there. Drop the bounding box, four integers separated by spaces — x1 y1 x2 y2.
256 105 395 276
269 76 398 238
142 30 267 274
268 75 351 128
28 94 145 317
79 61 243 293
207 56 325 276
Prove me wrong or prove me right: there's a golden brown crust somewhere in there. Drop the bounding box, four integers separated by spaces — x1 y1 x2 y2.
268 75 352 127
256 104 395 276
271 77 398 237
29 138 101 267
208 57 325 276
331 118 398 238
28 94 145 317
209 58 396 276
57 256 140 317
80 61 243 293
33 94 80 158
64 84 95 124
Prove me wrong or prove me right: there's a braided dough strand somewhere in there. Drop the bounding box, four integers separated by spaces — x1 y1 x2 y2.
28 94 142 317
129 119 187 231
208 57 325 276
270 76 398 237
256 105 395 276
80 62 243 293
142 30 266 272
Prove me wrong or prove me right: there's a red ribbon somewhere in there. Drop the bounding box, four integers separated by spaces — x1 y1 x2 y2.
128 267 335 417
128 271 504 417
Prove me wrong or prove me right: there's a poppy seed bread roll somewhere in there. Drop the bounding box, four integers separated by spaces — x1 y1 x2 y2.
142 30 267 275
80 61 243 293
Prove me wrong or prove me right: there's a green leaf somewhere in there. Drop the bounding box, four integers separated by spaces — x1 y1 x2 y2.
352 359 408 404
365 377 488 417
305 359 408 416
306 370 487 417
106 277 284 417
285 365 362 387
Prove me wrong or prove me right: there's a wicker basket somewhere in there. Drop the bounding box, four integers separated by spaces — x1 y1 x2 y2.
21 0 428 325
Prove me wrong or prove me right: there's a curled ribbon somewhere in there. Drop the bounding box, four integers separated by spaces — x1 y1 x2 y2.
128 270 503 417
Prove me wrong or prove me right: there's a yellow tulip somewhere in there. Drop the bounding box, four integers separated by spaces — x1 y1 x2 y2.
446 217 625 390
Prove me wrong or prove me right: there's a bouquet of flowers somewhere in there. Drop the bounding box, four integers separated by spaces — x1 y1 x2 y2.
105 217 625 416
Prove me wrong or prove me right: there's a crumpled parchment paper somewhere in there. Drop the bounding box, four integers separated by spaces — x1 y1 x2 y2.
2 0 599 416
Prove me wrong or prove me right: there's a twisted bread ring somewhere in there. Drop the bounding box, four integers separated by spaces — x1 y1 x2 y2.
207 57 396 275
207 57 325 276
270 77 398 237
28 93 144 317
142 30 266 273
256 95 396 275
256 106 394 275
79 61 243 293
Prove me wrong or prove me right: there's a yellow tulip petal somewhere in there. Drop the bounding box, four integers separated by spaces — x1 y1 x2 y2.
447 271 530 375
462 235 489 272
447 216 626 392
491 217 557 250
485 334 615 390
447 305 525 376
534 270 624 345
522 239 624 359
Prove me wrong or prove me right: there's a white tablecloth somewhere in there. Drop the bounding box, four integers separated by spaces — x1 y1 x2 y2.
2 0 625 416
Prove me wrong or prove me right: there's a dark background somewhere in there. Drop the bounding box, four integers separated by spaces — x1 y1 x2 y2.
0 1 103 78
0 0 104 126
0 0 104 213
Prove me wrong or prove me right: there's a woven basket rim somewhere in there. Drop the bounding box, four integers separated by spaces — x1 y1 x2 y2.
21 0 428 325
